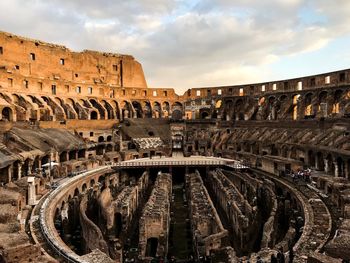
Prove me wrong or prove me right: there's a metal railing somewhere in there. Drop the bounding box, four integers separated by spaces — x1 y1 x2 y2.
39 166 111 263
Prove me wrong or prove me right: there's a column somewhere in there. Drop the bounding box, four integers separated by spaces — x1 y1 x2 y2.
334 162 339 177
7 164 13 183
324 159 329 174
18 162 22 180
315 156 320 170
344 162 349 180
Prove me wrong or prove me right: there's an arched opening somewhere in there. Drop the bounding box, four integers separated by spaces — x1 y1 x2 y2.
60 151 68 162
146 237 158 257
316 152 325 171
200 111 210 119
1 107 13 121
90 111 98 120
74 188 79 197
115 213 122 238
96 145 104 155
82 183 87 192
132 101 143 118
304 93 314 118
98 136 104 143
326 154 334 175
69 151 76 160
332 90 343 114
318 91 328 117
336 157 345 177
106 144 113 152
143 101 152 118
153 102 161 118
308 150 315 168
106 135 112 142
78 150 85 159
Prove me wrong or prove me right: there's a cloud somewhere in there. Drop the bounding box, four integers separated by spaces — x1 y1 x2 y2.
0 0 349 94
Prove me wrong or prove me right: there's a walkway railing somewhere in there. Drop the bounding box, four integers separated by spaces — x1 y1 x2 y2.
39 165 111 263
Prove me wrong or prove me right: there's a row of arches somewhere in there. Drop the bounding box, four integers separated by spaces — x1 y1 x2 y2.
221 88 350 121
0 92 184 122
230 141 350 178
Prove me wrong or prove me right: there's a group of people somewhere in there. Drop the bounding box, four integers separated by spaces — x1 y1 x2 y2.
286 168 312 183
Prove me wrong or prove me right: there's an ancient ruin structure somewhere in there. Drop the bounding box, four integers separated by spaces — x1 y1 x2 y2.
0 31 350 262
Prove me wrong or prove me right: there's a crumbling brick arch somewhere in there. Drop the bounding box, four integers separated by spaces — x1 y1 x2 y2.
1 106 13 121
121 100 133 119
56 97 76 119
142 100 152 118
111 100 121 120
132 101 143 118
100 100 114 119
89 99 106 120
317 90 329 117
162 101 170 117
152 101 161 118
233 98 245 120
171 101 183 120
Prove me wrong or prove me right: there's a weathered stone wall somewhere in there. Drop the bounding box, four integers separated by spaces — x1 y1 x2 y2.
139 172 172 259
185 171 229 258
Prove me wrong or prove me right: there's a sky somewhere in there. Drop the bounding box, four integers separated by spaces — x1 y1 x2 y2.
1 0 350 94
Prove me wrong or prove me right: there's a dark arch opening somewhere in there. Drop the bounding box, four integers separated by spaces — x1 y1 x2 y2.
146 237 158 257
115 213 122 238
1 107 13 121
90 111 98 120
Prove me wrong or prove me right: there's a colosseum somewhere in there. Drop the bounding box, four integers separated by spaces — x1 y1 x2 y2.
0 31 349 263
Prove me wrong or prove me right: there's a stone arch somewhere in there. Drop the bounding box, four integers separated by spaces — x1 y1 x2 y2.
112 100 121 120
332 89 343 114
1 107 13 121
162 101 170 117
325 153 334 175
307 150 315 168
132 101 143 118
171 102 183 120
304 92 314 118
316 152 325 171
74 188 80 197
90 111 98 120
101 100 115 119
336 156 345 177
142 101 152 118
234 99 244 120
56 97 76 119
89 99 106 119
121 101 132 119
153 101 161 118
200 110 210 119
98 136 105 143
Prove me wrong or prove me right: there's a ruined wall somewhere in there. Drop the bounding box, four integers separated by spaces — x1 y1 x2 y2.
185 171 228 258
79 194 110 255
139 172 172 259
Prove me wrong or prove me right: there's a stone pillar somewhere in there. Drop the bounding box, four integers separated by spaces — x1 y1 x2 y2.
334 162 339 177
7 164 13 183
345 162 349 180
324 159 329 174
315 156 320 170
27 160 33 176
18 162 22 180
27 177 36 205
